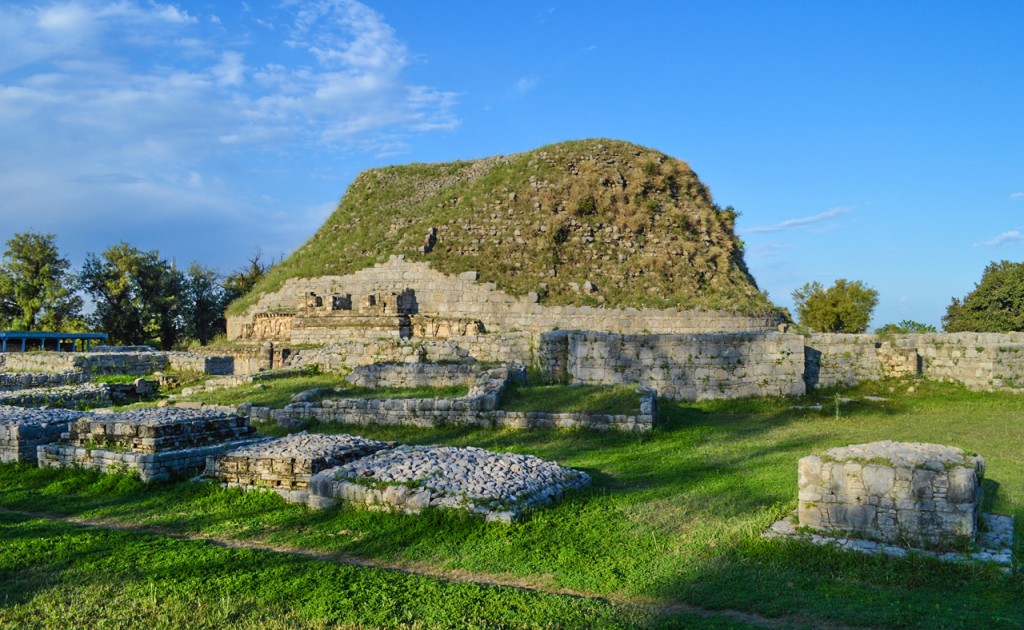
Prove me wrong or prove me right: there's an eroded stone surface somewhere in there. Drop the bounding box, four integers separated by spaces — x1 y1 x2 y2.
798 441 985 548
309 444 590 521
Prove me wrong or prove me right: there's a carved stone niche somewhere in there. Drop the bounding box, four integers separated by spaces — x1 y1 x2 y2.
331 294 353 311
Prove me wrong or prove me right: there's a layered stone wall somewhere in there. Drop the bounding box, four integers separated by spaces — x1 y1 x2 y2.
1 352 169 375
228 256 785 342
560 332 806 400
805 332 1024 392
0 371 90 391
344 362 482 389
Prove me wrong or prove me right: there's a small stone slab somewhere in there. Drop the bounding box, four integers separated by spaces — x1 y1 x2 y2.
0 406 88 463
67 407 256 453
309 445 591 521
798 441 984 548
205 432 394 490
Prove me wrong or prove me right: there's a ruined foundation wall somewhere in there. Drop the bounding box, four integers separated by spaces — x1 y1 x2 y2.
227 257 785 342
559 331 806 401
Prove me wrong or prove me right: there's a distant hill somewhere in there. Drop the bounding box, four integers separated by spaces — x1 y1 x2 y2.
228 139 775 316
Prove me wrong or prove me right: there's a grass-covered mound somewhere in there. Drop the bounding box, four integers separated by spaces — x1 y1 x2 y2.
229 139 774 316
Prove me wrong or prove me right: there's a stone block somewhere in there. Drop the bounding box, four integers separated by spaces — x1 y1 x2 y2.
797 441 984 548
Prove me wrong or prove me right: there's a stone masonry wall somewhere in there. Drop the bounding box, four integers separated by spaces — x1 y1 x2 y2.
1 352 169 375
345 362 483 389
806 332 1024 392
562 332 806 400
227 256 785 341
0 371 90 391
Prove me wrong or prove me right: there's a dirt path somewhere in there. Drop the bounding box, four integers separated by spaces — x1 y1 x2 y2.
0 507 863 629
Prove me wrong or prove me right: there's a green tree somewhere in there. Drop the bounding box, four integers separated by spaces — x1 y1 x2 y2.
792 279 879 333
943 260 1024 332
0 231 82 331
222 248 271 305
184 263 226 345
80 243 184 348
875 320 937 334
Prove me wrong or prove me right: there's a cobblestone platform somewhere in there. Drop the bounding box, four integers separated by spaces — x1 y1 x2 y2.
0 406 88 463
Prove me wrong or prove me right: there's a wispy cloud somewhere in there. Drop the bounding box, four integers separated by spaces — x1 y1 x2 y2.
0 0 460 269
972 230 1024 248
1010 192 1024 201
515 75 539 94
746 206 853 234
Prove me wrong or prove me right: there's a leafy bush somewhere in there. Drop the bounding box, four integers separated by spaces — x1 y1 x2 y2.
791 279 878 333
875 320 937 334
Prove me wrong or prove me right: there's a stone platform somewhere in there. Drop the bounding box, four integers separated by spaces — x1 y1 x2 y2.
205 432 394 497
65 407 256 453
768 440 1013 569
37 407 260 481
308 444 591 522
797 441 984 548
0 406 87 463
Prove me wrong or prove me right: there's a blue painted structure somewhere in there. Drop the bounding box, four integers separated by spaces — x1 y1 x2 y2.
0 331 108 352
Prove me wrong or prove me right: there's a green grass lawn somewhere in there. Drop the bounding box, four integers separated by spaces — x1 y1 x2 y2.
499 383 642 415
1 378 1022 628
179 374 469 409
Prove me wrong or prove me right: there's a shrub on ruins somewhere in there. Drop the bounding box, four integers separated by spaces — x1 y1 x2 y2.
875 320 937 335
80 243 185 348
0 231 83 331
221 248 272 305
791 279 879 333
184 262 226 346
943 260 1024 332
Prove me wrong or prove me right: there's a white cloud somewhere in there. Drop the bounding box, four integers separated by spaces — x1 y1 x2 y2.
515 76 539 94
746 206 853 234
0 0 459 270
1010 192 1024 201
972 230 1024 248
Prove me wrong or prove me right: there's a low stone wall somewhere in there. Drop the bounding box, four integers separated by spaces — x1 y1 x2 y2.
38 439 264 482
0 383 112 409
166 352 234 376
0 371 90 391
0 407 87 463
286 333 534 372
560 331 805 400
1 351 169 376
805 332 1024 392
345 362 482 389
797 441 984 548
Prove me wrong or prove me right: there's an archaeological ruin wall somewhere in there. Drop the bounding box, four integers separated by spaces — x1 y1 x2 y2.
227 256 786 344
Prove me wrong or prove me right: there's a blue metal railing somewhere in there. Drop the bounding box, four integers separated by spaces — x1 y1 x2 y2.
0 331 108 352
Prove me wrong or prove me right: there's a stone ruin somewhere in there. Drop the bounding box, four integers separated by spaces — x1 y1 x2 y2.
38 407 261 481
0 406 87 464
767 441 1014 567
204 432 394 503
204 436 591 522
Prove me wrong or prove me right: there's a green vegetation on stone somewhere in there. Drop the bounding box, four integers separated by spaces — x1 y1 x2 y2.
227 139 777 316
1 378 1021 627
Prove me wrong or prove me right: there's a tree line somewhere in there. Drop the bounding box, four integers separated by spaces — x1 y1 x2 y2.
0 232 270 348
790 261 1024 334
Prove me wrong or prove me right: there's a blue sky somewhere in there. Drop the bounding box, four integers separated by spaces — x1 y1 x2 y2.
1 1 1022 328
